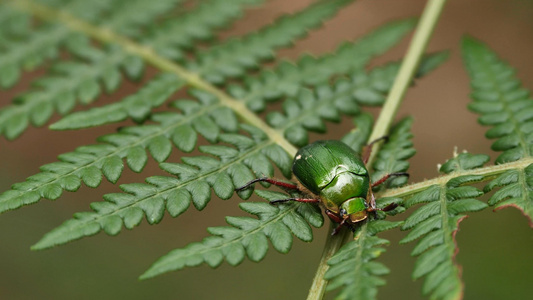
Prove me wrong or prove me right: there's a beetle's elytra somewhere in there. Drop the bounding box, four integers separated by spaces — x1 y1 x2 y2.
236 140 407 234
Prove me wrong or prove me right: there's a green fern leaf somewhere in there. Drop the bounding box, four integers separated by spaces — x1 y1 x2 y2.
0 0 352 139
462 37 533 163
341 113 374 153
462 37 533 226
0 89 251 214
400 154 490 300
0 0 187 137
143 0 264 61
325 221 402 300
484 164 533 226
188 0 354 84
139 197 323 279
30 124 294 249
0 6 31 38
267 55 445 146
0 42 131 138
51 18 420 132
101 0 182 38
0 0 137 88
50 73 182 130
371 117 416 189
236 19 417 111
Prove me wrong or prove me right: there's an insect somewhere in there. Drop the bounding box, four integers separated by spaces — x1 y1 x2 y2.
235 140 407 235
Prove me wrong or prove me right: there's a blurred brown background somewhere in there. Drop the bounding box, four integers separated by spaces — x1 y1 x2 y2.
1 0 533 299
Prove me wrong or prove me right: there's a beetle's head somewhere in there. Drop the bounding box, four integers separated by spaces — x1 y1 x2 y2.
339 208 348 218
340 198 368 223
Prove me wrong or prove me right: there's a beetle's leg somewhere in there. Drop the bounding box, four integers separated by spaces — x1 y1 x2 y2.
325 209 343 223
270 197 320 204
362 136 389 164
235 177 299 192
330 218 355 235
325 210 355 235
367 192 398 215
379 202 398 211
371 172 409 188
367 192 377 214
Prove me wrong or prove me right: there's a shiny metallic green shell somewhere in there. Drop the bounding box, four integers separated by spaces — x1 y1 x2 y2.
292 140 370 212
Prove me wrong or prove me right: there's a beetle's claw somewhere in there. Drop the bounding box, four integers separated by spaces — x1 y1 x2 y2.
235 178 267 191
380 202 398 212
269 199 290 205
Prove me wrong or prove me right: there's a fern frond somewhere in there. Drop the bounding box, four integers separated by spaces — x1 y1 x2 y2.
0 23 67 88
324 221 402 300
0 0 350 138
0 5 30 38
462 37 533 226
371 117 415 189
2 89 274 215
50 73 182 130
484 164 533 226
100 0 182 38
0 0 185 137
341 113 374 152
400 153 489 300
142 0 264 61
235 19 417 111
30 123 294 249
188 0 353 84
140 192 323 279
0 42 133 139
0 0 115 88
266 55 445 146
462 37 533 163
50 19 419 131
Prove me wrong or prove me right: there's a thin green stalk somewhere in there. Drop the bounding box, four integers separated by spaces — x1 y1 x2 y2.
306 0 448 299
381 156 533 198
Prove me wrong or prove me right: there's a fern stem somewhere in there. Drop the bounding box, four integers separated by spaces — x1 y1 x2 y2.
381 157 533 198
307 0 448 299
367 0 448 163
306 223 345 300
9 0 298 157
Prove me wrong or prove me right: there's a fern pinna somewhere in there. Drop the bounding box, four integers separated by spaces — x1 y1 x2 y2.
0 0 532 299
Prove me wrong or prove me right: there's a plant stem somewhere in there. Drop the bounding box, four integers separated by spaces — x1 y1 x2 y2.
306 223 345 300
380 156 533 198
306 0 448 299
367 0 448 164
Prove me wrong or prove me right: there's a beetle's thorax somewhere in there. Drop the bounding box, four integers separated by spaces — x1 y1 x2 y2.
319 171 369 211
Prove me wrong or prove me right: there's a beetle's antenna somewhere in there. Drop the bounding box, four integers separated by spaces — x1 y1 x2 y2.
371 172 409 188
362 136 389 164
269 197 320 205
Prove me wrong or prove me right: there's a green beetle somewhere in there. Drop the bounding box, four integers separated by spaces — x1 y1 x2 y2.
236 140 406 234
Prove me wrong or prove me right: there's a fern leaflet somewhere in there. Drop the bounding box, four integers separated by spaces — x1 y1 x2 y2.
142 0 263 61
140 194 323 279
400 153 489 300
236 19 417 111
325 221 402 300
462 37 533 225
